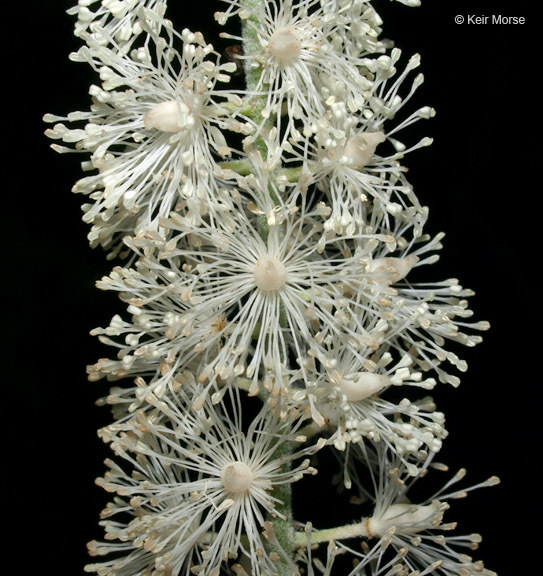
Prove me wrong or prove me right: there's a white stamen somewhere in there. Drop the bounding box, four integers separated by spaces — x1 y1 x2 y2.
254 255 288 291
340 372 389 402
269 27 302 62
221 461 254 494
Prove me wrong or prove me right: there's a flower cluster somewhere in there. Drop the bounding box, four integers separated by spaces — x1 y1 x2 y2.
46 1 497 575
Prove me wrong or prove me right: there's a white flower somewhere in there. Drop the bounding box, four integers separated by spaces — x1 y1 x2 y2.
88 256 232 416
45 10 246 255
47 2 495 575
67 0 165 51
291 127 427 237
359 450 500 576
91 183 401 405
380 269 491 387
280 51 435 234
216 0 387 136
319 0 388 58
300 445 499 576
86 385 319 576
296 527 409 576
90 176 486 416
303 345 444 468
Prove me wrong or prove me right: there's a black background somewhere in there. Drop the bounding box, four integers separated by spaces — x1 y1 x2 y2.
4 1 538 574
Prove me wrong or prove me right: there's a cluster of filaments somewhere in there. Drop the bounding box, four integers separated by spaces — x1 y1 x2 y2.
46 1 496 576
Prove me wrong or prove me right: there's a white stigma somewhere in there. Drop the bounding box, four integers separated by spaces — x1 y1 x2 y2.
368 502 444 536
340 372 389 402
269 27 302 62
341 132 386 170
221 461 254 494
368 255 419 285
254 255 288 291
143 100 192 133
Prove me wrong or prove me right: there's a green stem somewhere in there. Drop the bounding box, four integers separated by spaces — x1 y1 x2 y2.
269 440 295 568
279 166 305 183
240 0 270 161
218 159 253 176
240 2 294 574
219 160 304 183
292 520 372 549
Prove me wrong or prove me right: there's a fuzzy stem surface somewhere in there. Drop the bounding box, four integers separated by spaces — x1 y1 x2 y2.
240 2 295 573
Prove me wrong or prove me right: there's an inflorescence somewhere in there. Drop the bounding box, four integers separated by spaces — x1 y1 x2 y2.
45 1 497 575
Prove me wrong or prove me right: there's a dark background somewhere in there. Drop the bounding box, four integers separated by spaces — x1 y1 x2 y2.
4 1 537 574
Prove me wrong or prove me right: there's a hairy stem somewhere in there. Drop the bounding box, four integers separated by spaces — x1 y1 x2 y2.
240 0 270 160
219 159 305 183
293 520 373 549
240 2 295 573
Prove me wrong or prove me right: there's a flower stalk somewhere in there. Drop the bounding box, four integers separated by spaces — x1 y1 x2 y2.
240 3 294 570
240 0 272 160
45 2 498 575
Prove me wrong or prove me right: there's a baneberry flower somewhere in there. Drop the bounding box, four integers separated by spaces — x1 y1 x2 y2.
46 1 498 575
